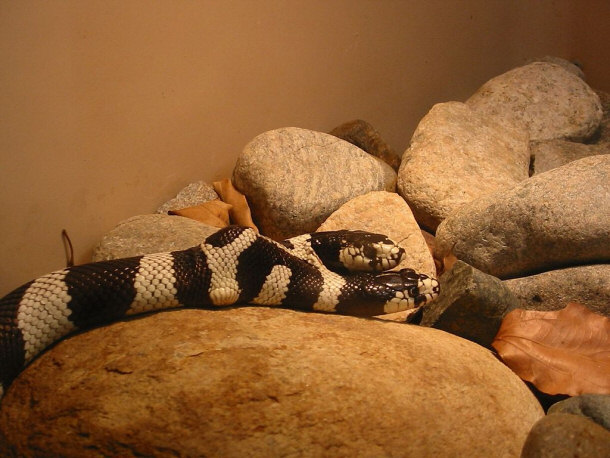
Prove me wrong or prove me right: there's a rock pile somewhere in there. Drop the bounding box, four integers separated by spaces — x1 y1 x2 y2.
5 57 609 455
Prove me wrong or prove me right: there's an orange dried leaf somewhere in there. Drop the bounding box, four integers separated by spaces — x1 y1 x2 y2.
213 179 258 232
492 303 610 396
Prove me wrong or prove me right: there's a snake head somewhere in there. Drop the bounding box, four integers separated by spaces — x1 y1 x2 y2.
373 268 440 314
334 268 440 316
309 230 405 273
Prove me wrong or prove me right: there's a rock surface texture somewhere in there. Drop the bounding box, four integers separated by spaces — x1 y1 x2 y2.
397 102 529 231
317 191 437 279
521 414 610 458
466 62 602 142
408 261 520 348
329 119 401 170
157 180 218 213
530 139 609 175
504 264 610 317
435 155 610 279
0 308 543 457
232 127 396 240
547 394 610 430
92 214 219 261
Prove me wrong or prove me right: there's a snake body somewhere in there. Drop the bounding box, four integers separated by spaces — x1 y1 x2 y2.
0 226 439 398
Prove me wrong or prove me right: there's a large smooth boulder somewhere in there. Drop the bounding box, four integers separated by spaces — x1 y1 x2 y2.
0 308 543 457
92 214 218 261
466 62 602 142
397 102 529 231
232 127 396 240
435 155 610 279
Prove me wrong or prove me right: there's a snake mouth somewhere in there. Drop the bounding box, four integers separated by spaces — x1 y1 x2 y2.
376 269 440 314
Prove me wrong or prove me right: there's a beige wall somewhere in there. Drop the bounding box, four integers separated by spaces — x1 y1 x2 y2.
0 0 607 295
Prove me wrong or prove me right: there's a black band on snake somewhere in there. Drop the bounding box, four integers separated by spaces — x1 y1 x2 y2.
0 226 439 399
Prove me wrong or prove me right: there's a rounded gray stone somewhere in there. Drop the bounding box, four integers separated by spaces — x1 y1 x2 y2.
435 155 610 279
157 181 218 214
92 214 219 261
504 264 610 317
521 414 610 458
548 394 610 430
466 62 603 142
397 102 530 231
232 127 396 240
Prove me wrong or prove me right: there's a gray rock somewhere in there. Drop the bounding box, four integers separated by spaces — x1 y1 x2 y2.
317 191 437 279
504 264 610 317
528 56 585 79
530 139 609 175
232 127 396 240
435 155 610 279
329 119 401 170
397 102 530 231
92 214 219 261
157 181 218 214
407 261 520 348
0 308 543 457
466 62 603 142
521 414 610 458
548 395 610 430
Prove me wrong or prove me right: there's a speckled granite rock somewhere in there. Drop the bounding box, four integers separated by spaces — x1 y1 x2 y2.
521 414 610 458
408 261 520 348
435 155 610 279
528 56 585 79
317 191 436 279
530 139 609 175
0 308 543 457
504 264 610 317
548 394 610 430
92 214 218 261
233 127 396 240
397 102 529 231
466 62 602 142
329 119 401 170
157 180 218 213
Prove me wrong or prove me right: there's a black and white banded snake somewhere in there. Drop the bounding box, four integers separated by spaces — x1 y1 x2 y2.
0 226 439 399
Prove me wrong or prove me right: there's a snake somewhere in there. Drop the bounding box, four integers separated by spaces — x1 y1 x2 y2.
0 225 439 399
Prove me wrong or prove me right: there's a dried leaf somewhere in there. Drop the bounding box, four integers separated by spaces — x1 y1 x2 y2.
492 303 610 396
213 179 258 232
169 200 232 228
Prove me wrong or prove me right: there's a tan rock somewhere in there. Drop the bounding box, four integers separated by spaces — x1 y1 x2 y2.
0 308 543 457
397 102 529 230
329 119 401 170
92 214 218 261
466 62 602 142
435 155 610 279
530 139 609 175
232 127 396 240
317 191 436 279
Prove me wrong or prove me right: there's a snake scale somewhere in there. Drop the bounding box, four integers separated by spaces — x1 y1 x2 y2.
0 225 439 399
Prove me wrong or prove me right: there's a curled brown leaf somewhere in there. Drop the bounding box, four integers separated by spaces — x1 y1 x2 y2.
492 302 610 396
